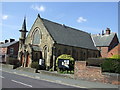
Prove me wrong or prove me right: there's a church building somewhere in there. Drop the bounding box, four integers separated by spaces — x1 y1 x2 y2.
18 14 100 70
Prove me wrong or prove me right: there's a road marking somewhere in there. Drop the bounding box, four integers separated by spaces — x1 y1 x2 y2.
11 80 32 87
0 76 4 78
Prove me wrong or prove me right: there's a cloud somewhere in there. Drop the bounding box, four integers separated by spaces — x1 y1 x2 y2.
77 17 87 23
31 5 45 12
2 15 8 20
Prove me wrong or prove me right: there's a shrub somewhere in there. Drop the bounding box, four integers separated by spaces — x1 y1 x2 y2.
6 57 19 65
86 58 105 67
101 59 120 74
13 61 22 69
31 61 39 69
110 55 120 59
56 54 74 73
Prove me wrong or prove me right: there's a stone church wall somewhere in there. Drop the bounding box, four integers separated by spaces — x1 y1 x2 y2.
55 44 99 61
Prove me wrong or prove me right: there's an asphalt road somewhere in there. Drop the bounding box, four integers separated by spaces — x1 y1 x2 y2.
1 70 83 88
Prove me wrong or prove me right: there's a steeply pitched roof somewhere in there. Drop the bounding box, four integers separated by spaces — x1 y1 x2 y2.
41 18 97 50
0 41 19 48
91 33 116 47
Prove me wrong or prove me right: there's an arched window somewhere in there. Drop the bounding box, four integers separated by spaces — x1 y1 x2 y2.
76 52 79 61
83 52 86 60
80 51 83 60
68 50 71 55
63 48 67 54
32 28 41 45
72 49 76 60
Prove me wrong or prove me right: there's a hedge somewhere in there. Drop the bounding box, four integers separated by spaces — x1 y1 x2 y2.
6 57 21 69
101 58 120 74
110 55 120 59
31 61 39 69
86 58 105 67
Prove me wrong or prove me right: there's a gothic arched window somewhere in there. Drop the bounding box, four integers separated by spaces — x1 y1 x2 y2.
63 48 67 54
32 28 41 45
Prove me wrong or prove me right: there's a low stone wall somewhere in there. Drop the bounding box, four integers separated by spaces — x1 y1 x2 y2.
16 67 36 73
74 61 120 85
1 63 14 69
38 70 74 79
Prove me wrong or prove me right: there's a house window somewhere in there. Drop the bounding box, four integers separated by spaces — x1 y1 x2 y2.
10 48 14 54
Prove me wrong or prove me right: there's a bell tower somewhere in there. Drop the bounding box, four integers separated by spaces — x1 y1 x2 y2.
19 17 28 48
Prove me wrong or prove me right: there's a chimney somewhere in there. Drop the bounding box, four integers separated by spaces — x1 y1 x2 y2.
102 30 104 35
10 39 15 42
106 28 111 35
5 40 9 43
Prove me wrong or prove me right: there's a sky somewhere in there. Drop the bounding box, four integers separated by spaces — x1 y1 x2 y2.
0 2 119 41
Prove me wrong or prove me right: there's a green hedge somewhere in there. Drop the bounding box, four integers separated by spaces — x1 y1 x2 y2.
6 57 21 69
86 58 105 67
101 59 120 74
86 57 120 74
6 57 19 65
110 55 120 59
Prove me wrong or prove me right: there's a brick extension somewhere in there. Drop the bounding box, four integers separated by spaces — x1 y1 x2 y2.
107 44 120 57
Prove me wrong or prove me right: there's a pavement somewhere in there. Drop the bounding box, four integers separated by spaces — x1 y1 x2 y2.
0 65 120 89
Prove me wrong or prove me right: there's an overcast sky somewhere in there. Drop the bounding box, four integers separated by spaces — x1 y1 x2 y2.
1 2 119 41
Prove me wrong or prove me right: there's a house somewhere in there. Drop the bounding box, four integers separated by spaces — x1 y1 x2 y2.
107 43 120 58
0 39 19 63
18 14 100 70
91 28 119 58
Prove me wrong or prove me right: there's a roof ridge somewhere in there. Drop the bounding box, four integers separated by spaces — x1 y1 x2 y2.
41 18 89 35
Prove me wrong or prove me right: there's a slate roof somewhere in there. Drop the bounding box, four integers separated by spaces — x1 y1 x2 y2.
41 18 97 50
91 33 116 46
0 41 18 48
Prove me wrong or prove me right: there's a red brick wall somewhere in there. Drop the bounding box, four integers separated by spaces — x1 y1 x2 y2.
107 44 120 58
98 47 108 58
74 61 120 85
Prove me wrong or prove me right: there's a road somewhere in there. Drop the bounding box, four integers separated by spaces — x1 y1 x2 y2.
1 70 86 88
